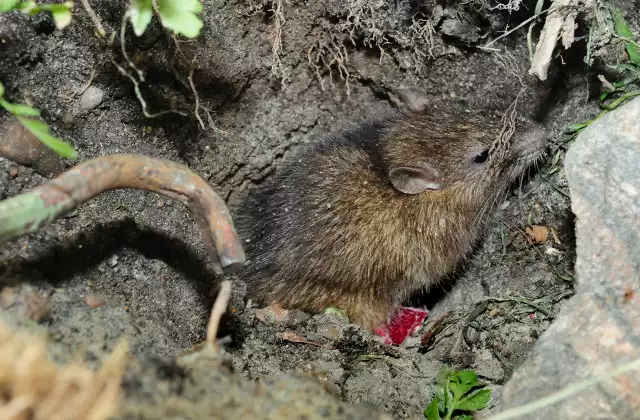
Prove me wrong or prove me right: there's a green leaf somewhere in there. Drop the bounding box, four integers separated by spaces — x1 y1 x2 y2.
600 89 622 103
552 149 561 166
614 78 637 88
51 7 72 29
39 2 73 29
0 0 19 12
456 388 492 411
448 370 478 399
0 99 41 116
454 415 473 420
129 0 153 36
16 0 36 14
0 81 4 97
435 387 446 413
17 116 77 159
612 8 640 67
565 122 589 133
424 397 442 420
602 91 640 111
435 367 454 387
157 0 203 39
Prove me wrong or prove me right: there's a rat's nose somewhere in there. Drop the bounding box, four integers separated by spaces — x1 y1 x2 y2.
513 125 549 157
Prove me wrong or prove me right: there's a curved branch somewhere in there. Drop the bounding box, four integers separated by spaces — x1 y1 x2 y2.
0 154 245 274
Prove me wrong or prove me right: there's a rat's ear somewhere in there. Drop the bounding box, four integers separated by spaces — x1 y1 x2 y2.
389 166 441 194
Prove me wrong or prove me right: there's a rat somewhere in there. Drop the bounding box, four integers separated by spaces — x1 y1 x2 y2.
233 100 548 331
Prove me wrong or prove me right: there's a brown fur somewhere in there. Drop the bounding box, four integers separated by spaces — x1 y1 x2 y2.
233 102 547 329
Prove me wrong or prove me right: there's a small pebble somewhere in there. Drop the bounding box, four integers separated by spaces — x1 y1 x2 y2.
80 86 104 110
84 295 106 309
157 199 165 208
107 254 119 268
62 112 74 128
9 167 18 178
316 324 343 341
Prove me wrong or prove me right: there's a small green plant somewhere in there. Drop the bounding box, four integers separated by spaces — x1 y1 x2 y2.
0 1 73 29
566 7 640 140
323 307 349 320
0 1 76 158
0 0 204 159
612 8 640 68
424 368 492 420
0 81 77 159
127 0 203 39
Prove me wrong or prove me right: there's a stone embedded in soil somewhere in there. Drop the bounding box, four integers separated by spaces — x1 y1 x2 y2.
80 86 104 110
498 97 640 419
62 112 74 128
107 255 119 268
0 117 63 176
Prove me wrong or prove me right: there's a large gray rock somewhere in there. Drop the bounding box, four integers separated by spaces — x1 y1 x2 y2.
497 97 640 418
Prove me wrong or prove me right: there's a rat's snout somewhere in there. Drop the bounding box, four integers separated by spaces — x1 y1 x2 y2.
512 126 549 158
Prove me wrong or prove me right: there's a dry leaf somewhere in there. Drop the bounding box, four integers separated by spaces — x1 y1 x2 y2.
624 286 635 303
254 304 290 324
84 295 106 309
525 225 549 244
281 331 323 347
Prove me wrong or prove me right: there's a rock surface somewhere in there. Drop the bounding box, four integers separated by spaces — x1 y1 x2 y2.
499 97 640 418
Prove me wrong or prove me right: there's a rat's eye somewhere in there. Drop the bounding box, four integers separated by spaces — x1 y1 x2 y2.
473 149 489 164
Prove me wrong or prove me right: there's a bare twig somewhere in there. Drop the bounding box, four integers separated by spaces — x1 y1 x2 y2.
80 0 106 38
528 0 584 80
597 74 616 92
111 59 188 118
188 69 206 130
481 6 554 50
483 296 553 318
462 281 491 348
541 175 571 198
77 67 97 97
120 12 145 82
0 154 246 273
201 107 231 135
206 280 232 348
70 0 194 120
